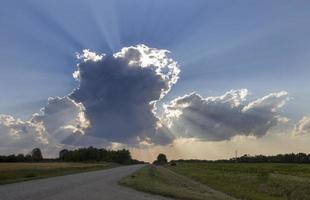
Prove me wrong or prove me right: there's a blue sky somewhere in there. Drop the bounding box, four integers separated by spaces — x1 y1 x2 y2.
1 0 309 120
0 0 310 159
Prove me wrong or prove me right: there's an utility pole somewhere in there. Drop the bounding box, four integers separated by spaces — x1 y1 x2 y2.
235 150 238 163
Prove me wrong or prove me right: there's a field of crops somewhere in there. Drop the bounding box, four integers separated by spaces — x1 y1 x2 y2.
167 162 310 200
0 162 117 185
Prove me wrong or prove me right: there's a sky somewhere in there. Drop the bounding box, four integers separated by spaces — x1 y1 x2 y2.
0 0 309 161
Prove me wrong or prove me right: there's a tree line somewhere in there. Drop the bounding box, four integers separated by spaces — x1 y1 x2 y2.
171 153 310 164
0 147 145 165
0 148 43 162
231 153 310 163
3 149 310 164
59 147 144 165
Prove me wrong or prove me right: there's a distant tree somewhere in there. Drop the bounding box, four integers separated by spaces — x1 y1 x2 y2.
59 149 69 160
31 148 43 161
153 153 168 165
170 160 177 166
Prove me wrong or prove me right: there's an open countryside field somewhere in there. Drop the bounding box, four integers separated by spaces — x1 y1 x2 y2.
121 163 310 200
167 162 310 200
120 165 236 200
0 162 118 185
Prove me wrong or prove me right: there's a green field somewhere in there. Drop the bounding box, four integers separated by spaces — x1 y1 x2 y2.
167 162 310 200
120 165 235 200
121 163 310 200
0 162 117 185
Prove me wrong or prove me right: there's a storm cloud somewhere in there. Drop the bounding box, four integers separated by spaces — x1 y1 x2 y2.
70 44 179 145
163 89 289 141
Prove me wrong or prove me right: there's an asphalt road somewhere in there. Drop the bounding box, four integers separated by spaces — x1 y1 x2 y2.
0 165 172 200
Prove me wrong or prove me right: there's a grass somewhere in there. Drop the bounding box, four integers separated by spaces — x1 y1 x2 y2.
0 162 118 185
119 165 235 200
167 162 310 200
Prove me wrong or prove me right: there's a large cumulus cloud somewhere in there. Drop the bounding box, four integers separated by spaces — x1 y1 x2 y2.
163 89 289 141
70 44 179 145
0 44 297 156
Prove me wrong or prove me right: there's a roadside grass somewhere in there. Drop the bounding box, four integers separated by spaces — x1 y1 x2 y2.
0 162 118 185
167 162 310 200
119 165 235 200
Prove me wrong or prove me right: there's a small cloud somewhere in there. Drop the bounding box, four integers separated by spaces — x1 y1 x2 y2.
76 49 105 62
294 116 310 136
